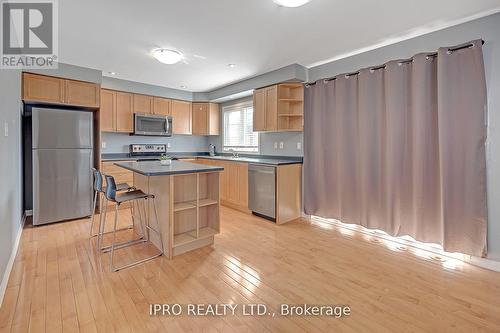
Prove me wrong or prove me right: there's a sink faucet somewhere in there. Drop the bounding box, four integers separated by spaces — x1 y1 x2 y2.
229 149 239 158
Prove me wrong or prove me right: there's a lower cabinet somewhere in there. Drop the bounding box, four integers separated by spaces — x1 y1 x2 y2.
196 158 249 213
188 158 302 224
100 161 134 210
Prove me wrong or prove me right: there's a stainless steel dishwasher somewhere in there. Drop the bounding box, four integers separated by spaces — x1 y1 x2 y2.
248 164 276 221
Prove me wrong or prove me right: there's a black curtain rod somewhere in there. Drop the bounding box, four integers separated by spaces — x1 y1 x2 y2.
306 40 484 86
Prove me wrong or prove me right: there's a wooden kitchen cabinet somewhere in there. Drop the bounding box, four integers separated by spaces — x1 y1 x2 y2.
253 83 303 132
22 73 100 107
65 79 100 107
171 100 192 135
265 85 278 131
115 92 134 133
197 158 248 212
253 88 266 131
192 102 220 135
133 94 153 114
100 89 115 132
153 97 171 116
253 85 277 131
23 73 65 104
99 89 134 133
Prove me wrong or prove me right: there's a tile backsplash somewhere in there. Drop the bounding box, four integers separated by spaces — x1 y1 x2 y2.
101 132 210 153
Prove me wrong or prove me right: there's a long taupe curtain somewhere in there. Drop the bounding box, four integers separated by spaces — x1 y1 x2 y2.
304 40 487 257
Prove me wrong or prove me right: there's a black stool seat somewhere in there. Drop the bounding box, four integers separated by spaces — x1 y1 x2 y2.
115 190 154 204
103 182 133 192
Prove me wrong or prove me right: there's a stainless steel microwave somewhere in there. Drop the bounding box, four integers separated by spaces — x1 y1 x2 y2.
134 113 172 136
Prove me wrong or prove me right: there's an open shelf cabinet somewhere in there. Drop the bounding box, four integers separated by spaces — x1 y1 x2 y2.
172 172 220 249
277 83 304 131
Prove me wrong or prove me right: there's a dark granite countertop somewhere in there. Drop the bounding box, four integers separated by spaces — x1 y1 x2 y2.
102 152 303 166
196 156 302 166
101 152 209 161
115 160 224 176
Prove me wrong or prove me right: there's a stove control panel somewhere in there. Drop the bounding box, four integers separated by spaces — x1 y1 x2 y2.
130 144 167 155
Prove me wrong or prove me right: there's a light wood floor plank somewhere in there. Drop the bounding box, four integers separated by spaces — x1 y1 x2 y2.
1 206 500 333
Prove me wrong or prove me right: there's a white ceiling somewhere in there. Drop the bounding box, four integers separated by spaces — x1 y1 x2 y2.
59 0 500 92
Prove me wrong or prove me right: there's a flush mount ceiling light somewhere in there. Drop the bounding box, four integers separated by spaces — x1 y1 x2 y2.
273 0 311 7
152 48 183 65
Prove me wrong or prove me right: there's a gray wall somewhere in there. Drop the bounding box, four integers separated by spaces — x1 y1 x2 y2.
208 96 304 157
0 70 22 295
306 13 500 261
101 132 209 153
102 76 194 101
206 64 308 102
26 62 102 84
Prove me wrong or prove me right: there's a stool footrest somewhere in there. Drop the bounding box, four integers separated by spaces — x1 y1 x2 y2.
101 237 146 253
90 225 133 238
112 253 163 272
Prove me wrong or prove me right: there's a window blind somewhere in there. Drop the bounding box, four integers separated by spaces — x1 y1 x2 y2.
223 102 259 153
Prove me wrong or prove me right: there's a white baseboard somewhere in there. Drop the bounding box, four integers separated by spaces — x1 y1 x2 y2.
467 256 500 272
0 213 26 308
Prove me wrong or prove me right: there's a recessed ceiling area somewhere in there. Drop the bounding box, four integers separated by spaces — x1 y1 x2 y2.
59 0 500 92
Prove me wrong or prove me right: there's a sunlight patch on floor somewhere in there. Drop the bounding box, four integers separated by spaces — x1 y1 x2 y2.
311 216 467 271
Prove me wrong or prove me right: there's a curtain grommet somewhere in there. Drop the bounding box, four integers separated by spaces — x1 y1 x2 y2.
446 50 452 55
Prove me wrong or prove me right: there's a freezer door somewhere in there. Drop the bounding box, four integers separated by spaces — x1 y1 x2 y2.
33 149 93 225
32 108 93 149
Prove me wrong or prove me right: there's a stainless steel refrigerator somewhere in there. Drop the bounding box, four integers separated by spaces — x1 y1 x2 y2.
32 107 93 225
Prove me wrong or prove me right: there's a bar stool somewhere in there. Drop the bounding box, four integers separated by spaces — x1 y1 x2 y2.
102 174 164 272
89 168 135 238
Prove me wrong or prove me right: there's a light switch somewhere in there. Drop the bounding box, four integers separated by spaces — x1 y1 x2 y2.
297 142 301 150
167 143 171 148
279 142 284 149
274 142 278 149
101 141 107 149
4 122 8 137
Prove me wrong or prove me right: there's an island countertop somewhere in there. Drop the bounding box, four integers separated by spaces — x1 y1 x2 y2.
115 160 224 176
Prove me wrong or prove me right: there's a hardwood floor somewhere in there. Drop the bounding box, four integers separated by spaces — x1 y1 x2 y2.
1 206 500 332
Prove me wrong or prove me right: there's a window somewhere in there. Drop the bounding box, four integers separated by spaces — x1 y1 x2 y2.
223 102 259 153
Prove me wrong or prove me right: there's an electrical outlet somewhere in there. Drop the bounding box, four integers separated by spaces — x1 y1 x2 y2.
297 142 301 150
279 142 284 149
274 142 278 149
167 143 171 148
101 141 107 149
4 122 8 137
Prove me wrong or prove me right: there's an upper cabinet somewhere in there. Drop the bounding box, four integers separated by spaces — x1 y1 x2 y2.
100 89 115 132
252 83 304 132
192 102 220 136
153 97 171 116
133 94 153 114
65 79 100 108
115 92 134 133
23 73 65 104
22 73 100 108
98 88 220 136
253 88 266 131
171 100 192 135
265 85 278 131
100 89 133 133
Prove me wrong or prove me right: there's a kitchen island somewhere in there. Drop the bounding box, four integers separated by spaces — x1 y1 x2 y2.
115 160 223 259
